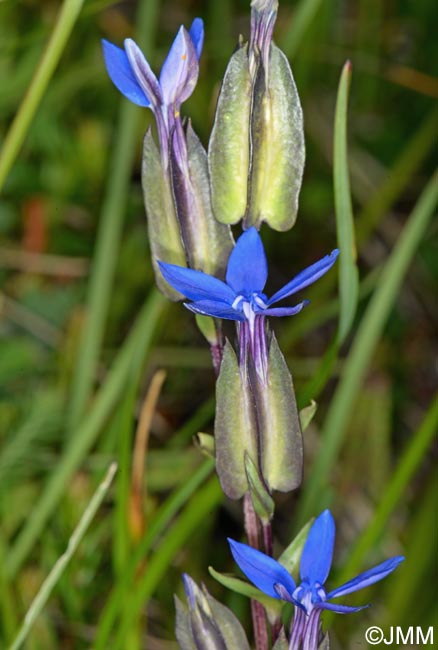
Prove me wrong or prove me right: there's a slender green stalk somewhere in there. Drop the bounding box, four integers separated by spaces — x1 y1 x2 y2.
336 399 438 584
168 397 215 449
94 459 215 649
7 290 166 578
113 476 223 650
8 463 117 650
0 537 17 644
296 173 438 525
0 0 85 191
356 109 438 245
280 108 436 351
333 61 359 343
297 60 359 411
112 382 137 577
67 0 160 432
297 338 338 409
384 473 438 625
280 0 325 59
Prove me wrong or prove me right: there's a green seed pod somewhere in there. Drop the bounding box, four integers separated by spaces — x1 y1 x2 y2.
254 334 303 492
208 44 251 225
185 122 234 277
214 340 258 499
142 129 186 301
247 43 305 230
209 36 304 230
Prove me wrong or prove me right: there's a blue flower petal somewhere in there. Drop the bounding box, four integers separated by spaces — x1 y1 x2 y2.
262 301 309 317
300 510 335 586
160 26 199 105
124 38 162 108
268 250 339 306
318 602 369 614
184 300 245 321
228 538 296 601
102 40 150 107
326 556 405 600
158 261 236 303
226 228 268 295
182 573 196 608
189 18 204 60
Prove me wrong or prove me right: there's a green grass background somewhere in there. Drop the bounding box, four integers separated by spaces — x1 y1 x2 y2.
0 0 436 648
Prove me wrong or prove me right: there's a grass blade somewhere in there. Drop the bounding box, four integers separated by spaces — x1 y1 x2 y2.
297 172 438 525
67 0 160 432
280 0 325 59
113 475 223 650
356 107 438 245
336 398 438 584
94 459 215 649
7 290 166 578
333 61 359 343
0 0 85 191
8 463 117 650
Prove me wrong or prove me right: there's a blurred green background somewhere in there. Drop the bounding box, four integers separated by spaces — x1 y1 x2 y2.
0 0 436 648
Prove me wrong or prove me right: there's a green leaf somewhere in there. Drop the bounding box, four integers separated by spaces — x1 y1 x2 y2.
280 0 325 59
7 291 166 578
8 464 117 650
194 433 215 459
244 453 275 523
336 398 438 588
299 400 318 431
67 0 162 430
110 476 223 649
333 60 359 343
277 519 314 581
297 172 438 524
0 0 86 191
208 566 282 616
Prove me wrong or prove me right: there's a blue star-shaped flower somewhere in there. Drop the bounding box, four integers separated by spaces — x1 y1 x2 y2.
228 510 404 615
158 228 339 323
102 19 203 165
102 19 203 110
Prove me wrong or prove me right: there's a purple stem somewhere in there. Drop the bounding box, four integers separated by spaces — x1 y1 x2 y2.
262 521 273 557
244 494 269 650
210 321 224 377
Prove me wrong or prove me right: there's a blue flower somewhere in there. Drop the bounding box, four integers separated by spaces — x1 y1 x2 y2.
228 510 404 615
158 227 339 324
102 19 203 111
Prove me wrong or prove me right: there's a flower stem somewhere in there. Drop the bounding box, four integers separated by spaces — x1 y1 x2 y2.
262 521 273 556
243 493 269 650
